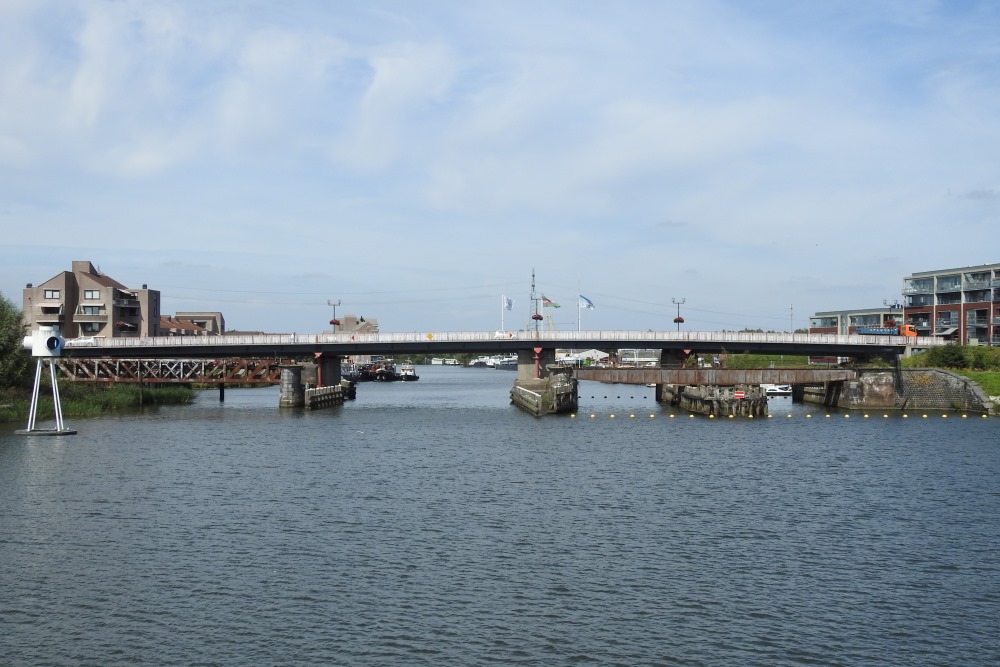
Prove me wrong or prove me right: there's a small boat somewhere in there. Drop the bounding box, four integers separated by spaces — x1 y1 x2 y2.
761 384 792 396
495 355 518 370
400 363 419 381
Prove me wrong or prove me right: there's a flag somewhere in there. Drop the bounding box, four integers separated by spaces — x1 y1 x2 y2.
503 295 513 311
542 295 560 308
579 295 595 309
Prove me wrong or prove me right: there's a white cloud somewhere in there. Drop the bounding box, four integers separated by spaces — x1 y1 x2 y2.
2 1 999 332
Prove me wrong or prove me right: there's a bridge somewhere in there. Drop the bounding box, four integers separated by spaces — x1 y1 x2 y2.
54 329 941 416
63 329 939 359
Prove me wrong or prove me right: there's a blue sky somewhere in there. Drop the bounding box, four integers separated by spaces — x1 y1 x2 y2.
2 0 997 333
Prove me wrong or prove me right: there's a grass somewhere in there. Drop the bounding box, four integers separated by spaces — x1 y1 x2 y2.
955 371 1000 397
0 383 195 423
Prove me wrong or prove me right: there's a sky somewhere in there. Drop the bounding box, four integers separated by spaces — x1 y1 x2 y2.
2 0 998 334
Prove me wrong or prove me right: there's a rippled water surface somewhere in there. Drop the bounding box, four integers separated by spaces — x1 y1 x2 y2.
2 367 999 665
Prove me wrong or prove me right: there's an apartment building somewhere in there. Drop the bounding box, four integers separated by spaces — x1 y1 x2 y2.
22 260 161 339
903 263 1000 346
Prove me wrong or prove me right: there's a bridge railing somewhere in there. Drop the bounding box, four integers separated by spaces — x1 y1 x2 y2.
64 330 943 350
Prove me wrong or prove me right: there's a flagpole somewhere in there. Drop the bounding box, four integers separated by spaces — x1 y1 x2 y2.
577 281 581 332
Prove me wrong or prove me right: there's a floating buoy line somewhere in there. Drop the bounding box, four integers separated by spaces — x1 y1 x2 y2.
569 412 989 420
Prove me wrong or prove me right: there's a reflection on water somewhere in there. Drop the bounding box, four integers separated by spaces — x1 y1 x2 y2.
2 366 998 666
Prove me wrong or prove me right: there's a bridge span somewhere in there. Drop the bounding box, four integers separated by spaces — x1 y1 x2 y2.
574 367 858 386
63 329 939 359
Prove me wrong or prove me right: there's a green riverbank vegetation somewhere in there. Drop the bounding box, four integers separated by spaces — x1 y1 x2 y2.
903 344 1000 396
0 382 195 424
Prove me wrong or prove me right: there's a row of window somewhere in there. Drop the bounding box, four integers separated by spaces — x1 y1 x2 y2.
43 289 103 300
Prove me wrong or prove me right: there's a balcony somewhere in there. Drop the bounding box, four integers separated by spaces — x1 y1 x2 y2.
35 312 65 324
113 298 139 307
74 305 108 323
74 312 108 323
903 285 933 294
967 318 989 327
964 279 991 289
34 304 64 324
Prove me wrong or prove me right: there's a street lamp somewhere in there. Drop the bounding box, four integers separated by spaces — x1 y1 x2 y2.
327 299 341 332
672 297 685 332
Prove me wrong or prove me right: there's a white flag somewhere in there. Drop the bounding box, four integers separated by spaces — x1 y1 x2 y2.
503 295 514 311
579 294 595 309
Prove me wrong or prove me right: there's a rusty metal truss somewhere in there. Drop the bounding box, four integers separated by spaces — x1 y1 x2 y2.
55 358 291 384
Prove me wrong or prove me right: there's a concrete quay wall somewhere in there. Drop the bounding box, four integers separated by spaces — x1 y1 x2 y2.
802 368 994 414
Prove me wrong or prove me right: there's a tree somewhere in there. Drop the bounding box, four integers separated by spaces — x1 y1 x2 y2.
0 291 31 388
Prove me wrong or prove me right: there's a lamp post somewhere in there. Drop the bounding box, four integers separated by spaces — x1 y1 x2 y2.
327 299 341 332
672 297 685 332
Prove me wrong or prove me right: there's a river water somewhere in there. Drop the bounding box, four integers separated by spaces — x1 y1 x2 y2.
2 366 998 666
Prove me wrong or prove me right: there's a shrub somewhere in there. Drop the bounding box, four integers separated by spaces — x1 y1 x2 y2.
925 344 967 368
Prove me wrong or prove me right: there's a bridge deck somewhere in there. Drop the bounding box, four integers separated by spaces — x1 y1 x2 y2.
61 330 939 359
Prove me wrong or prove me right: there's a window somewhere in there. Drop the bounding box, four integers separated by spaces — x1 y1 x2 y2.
44 289 60 299
82 306 102 315
81 322 101 333
84 290 100 300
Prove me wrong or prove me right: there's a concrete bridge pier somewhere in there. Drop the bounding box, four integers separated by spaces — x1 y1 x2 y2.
315 353 342 387
661 384 769 417
510 348 578 416
279 365 305 408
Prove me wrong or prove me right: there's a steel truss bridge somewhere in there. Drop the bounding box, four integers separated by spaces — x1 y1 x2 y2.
56 358 291 384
